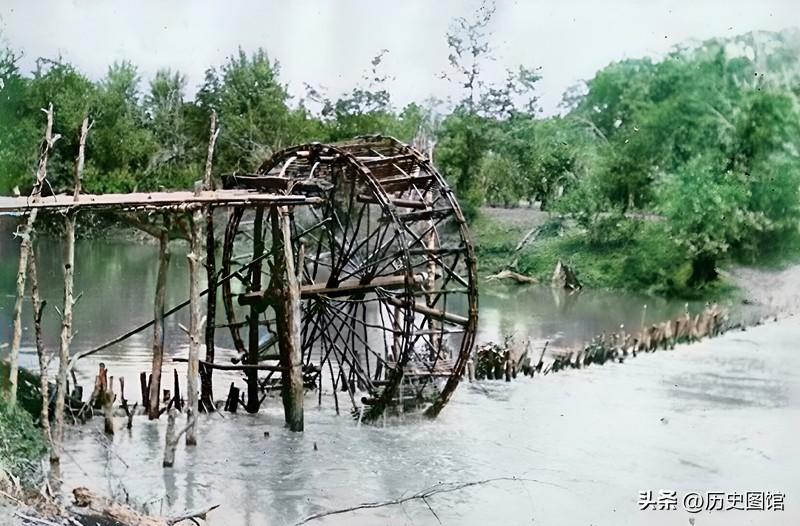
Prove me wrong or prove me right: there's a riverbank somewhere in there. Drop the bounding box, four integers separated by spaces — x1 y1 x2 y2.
473 206 800 302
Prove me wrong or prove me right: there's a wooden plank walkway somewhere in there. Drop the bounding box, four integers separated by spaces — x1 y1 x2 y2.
0 190 323 213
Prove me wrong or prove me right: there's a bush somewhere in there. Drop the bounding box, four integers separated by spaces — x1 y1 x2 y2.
0 398 45 484
585 214 641 248
513 221 702 296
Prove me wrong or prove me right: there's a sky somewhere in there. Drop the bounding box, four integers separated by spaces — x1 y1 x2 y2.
1 0 797 115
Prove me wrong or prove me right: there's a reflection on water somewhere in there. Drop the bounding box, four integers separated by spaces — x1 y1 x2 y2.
60 321 800 526
2 221 797 525
477 283 709 350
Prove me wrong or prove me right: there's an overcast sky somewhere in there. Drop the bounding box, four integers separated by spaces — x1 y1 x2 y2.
1 0 797 115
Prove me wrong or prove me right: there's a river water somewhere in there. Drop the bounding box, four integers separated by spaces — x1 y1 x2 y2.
1 225 797 525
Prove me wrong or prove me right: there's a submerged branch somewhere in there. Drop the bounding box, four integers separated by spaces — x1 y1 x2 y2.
294 476 548 525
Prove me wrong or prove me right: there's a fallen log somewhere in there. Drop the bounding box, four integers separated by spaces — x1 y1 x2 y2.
71 486 218 525
485 269 538 284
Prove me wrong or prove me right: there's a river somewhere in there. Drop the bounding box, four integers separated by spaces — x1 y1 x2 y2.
1 226 797 525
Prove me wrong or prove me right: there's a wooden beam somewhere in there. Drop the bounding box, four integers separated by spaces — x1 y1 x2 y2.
356 194 428 210
386 297 470 326
173 357 286 372
222 174 333 194
381 208 452 223
374 174 435 192
0 191 323 213
238 273 426 305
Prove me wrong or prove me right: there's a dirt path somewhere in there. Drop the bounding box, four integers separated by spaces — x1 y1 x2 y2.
725 263 800 317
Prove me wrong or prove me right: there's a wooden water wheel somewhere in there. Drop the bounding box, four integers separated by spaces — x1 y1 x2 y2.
220 136 477 420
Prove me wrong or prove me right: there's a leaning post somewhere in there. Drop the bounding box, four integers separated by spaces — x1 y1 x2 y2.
7 103 56 405
186 182 204 445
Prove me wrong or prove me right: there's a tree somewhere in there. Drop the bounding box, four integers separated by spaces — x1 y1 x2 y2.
144 69 199 189
197 48 311 173
0 39 37 194
660 156 752 283
84 61 156 193
25 59 95 192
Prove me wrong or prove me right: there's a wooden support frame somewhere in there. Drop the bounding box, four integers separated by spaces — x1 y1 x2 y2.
270 205 304 431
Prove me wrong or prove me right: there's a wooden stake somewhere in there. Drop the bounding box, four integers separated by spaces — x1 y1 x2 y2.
163 408 180 468
104 375 115 435
8 103 56 405
148 222 170 419
224 383 239 413
271 206 304 431
139 372 150 414
172 368 183 412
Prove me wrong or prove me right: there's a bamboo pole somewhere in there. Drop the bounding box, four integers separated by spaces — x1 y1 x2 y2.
148 222 170 419
186 184 204 445
201 110 219 411
52 115 87 467
7 104 56 405
271 206 304 431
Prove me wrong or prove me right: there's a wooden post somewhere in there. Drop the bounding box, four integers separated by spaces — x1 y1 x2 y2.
201 110 219 411
139 372 150 414
148 221 170 419
8 104 56 405
104 375 115 435
163 408 179 468
172 368 183 412
391 304 402 362
270 206 304 431
186 186 204 445
29 249 51 449
246 206 265 413
424 193 442 359
52 114 86 467
224 383 239 413
119 377 136 430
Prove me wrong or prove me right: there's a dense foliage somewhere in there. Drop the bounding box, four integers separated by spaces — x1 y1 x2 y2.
1 13 799 295
0 396 45 483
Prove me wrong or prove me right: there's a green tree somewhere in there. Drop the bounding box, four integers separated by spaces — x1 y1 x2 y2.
197 48 313 173
0 39 37 194
84 61 157 193
25 58 96 191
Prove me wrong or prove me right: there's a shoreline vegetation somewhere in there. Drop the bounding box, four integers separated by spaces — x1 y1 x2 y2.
471 208 751 300
3 26 798 299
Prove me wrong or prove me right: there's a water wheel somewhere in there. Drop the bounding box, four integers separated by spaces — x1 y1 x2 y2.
220 136 477 420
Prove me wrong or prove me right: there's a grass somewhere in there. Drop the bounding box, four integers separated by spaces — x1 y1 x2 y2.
0 397 45 485
469 214 530 274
